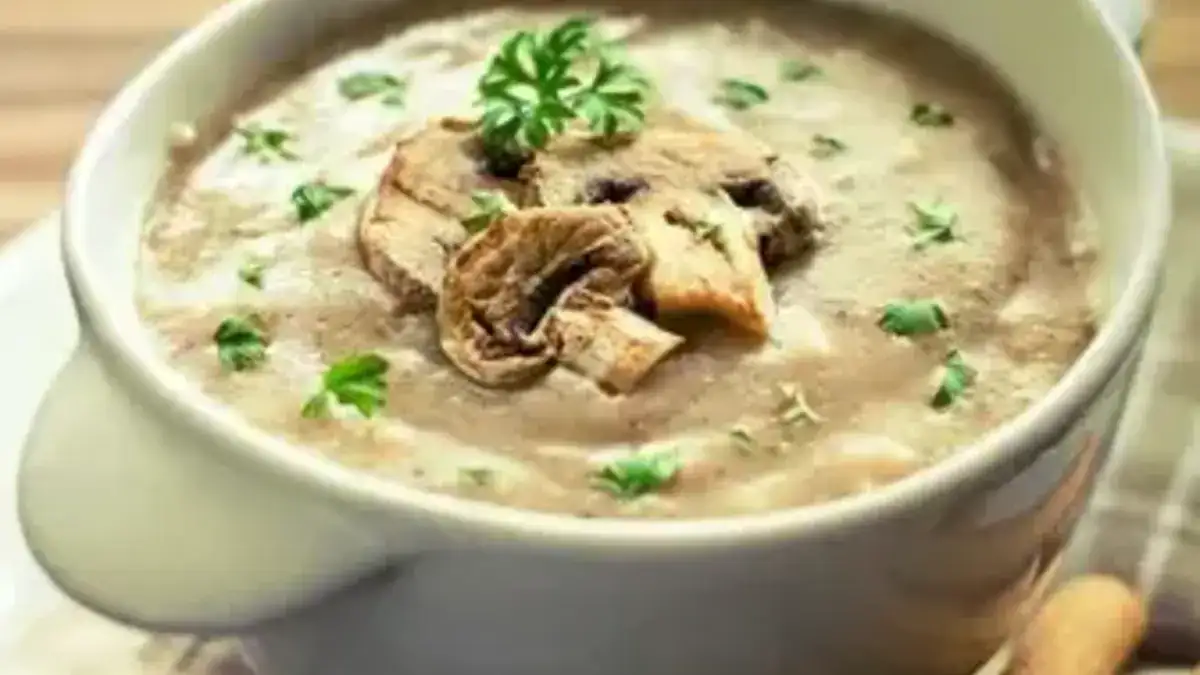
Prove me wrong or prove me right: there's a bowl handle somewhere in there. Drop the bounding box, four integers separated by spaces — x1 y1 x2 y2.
17 338 390 634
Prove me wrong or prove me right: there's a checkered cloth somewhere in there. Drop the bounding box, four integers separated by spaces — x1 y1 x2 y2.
1061 122 1200 669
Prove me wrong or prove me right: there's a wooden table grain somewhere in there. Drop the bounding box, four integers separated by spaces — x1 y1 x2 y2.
1 0 1198 245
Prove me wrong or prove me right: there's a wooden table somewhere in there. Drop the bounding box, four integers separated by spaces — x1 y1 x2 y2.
1 0 1198 245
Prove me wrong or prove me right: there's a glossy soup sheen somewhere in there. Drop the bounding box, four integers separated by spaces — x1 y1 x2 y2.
136 0 1099 519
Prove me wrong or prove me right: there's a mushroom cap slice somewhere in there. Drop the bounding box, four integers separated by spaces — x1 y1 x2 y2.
522 111 827 338
437 205 658 389
357 117 517 314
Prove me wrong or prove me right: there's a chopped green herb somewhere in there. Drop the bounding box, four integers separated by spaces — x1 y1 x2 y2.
338 72 408 106
714 79 770 110
477 17 650 164
291 182 355 223
729 426 757 455
777 384 822 425
810 133 847 159
234 124 298 162
238 259 267 288
910 102 955 127
213 315 268 372
459 467 495 488
593 449 681 499
301 353 390 419
932 350 976 409
780 59 822 82
909 200 959 249
461 190 515 234
878 300 949 336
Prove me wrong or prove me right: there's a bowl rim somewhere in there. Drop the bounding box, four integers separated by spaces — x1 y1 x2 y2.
61 0 1172 550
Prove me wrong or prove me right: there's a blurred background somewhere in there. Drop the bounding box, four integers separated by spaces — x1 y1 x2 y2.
0 0 1196 246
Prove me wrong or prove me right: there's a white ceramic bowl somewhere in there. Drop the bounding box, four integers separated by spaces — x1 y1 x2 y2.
16 0 1169 673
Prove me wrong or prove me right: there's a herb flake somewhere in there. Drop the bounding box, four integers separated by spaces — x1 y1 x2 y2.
593 450 681 499
932 350 976 409
291 182 355 223
780 60 822 82
213 315 268 372
729 426 757 455
909 200 959 249
238 260 267 288
714 78 770 111
234 124 298 163
338 72 408 106
301 353 390 419
461 190 515 234
810 133 847 159
910 102 955 127
459 467 495 488
878 300 949 336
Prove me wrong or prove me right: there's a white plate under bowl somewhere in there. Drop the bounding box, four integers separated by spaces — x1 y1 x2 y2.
0 121 1199 673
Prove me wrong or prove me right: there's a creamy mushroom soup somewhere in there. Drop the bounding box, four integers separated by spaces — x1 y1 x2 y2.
137 0 1099 518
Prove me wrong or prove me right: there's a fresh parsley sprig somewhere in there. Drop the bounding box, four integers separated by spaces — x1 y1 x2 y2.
476 18 650 165
593 449 681 499
213 315 269 372
909 200 959 249
338 71 407 106
301 353 390 419
879 300 949 336
235 124 299 163
932 350 976 409
714 78 769 110
291 182 355 223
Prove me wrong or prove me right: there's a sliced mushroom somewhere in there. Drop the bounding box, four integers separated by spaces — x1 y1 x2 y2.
357 117 518 314
522 110 827 338
552 293 684 393
438 205 671 389
632 189 775 336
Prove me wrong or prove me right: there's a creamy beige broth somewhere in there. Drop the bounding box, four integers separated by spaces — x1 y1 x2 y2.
137 1 1098 518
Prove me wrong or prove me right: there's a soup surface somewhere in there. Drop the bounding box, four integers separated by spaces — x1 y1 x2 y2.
137 0 1098 518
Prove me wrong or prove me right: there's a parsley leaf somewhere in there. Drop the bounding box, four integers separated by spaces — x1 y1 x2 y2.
780 59 822 82
338 72 408 106
810 133 847 159
714 78 770 110
878 300 949 336
234 124 298 162
476 18 649 165
932 350 976 409
909 200 959 249
593 449 681 499
910 102 955 127
213 315 269 372
477 19 592 161
238 259 267 288
301 353 390 419
291 182 355 223
569 56 650 138
461 190 515 234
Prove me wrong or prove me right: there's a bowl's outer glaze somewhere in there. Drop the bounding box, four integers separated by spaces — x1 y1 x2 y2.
16 0 1170 673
